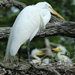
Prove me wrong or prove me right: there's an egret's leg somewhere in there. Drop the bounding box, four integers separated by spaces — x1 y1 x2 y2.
27 39 30 62
18 48 21 62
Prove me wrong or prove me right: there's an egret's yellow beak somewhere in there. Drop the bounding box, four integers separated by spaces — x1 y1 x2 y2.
52 48 60 52
53 10 64 20
38 51 45 55
49 6 64 20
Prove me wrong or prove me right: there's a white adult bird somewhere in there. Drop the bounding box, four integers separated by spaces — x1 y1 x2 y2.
31 48 45 63
4 2 64 61
52 45 73 66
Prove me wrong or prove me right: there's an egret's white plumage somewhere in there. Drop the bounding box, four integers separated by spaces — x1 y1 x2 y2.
4 2 64 61
53 45 73 66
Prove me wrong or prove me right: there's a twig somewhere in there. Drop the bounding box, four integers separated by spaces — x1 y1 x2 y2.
45 38 56 56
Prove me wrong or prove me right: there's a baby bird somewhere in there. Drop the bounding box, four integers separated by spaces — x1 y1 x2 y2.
52 45 73 66
31 48 45 63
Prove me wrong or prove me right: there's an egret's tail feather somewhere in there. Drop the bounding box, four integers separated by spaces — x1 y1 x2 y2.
4 35 12 61
4 29 14 62
4 40 17 62
4 30 21 62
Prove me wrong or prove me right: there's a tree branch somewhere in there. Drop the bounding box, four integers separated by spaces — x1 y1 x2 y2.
0 62 74 75
0 21 75 39
0 0 75 39
0 27 10 39
0 0 26 10
37 21 75 38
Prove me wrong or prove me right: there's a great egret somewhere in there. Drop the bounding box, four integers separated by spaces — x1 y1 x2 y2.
31 48 45 63
52 45 73 66
4 2 64 61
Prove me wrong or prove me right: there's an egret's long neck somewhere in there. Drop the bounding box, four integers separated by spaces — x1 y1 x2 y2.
33 55 41 61
41 9 51 25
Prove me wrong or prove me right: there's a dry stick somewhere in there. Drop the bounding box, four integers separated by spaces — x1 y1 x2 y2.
40 48 49 51
45 38 56 56
49 42 60 46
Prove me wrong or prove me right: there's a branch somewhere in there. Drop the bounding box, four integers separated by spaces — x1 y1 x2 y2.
0 27 10 39
0 62 74 75
0 0 75 39
36 21 75 38
0 21 75 39
0 0 26 10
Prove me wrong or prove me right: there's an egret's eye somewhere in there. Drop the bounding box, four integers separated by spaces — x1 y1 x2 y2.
45 4 47 6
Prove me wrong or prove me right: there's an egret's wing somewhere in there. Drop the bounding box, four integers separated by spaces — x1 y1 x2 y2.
30 9 50 40
10 6 41 56
4 27 14 61
30 27 39 41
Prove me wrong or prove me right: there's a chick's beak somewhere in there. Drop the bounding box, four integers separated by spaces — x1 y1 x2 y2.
52 48 60 52
38 51 45 55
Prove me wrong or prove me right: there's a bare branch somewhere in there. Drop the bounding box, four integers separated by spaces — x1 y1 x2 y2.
0 27 10 39
36 21 75 38
0 0 26 10
0 21 75 39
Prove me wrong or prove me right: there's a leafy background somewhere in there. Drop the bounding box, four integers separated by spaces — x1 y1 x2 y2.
0 0 75 61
